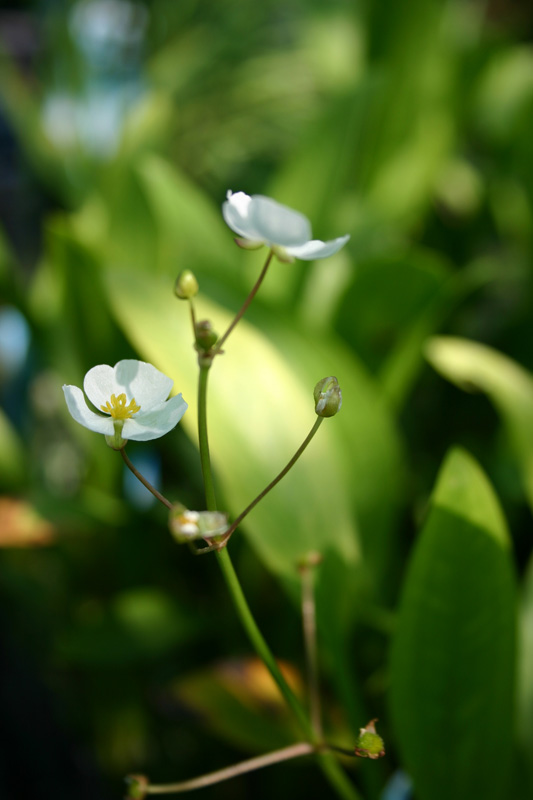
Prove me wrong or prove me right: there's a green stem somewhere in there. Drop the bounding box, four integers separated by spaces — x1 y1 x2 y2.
225 417 323 538
197 362 217 511
212 249 274 355
195 323 362 800
216 546 311 735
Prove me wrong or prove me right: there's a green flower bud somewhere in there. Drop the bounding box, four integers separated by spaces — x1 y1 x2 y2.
354 719 385 760
174 270 199 299
314 376 342 417
125 774 148 800
195 320 218 353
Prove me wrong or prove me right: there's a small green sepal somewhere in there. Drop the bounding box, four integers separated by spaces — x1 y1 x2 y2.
105 420 128 450
235 237 264 251
354 719 385 759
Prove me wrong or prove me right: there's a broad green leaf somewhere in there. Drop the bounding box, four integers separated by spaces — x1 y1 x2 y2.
58 588 194 666
517 551 533 795
426 336 533 512
389 447 516 800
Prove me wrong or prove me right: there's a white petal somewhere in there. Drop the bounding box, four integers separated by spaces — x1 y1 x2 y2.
122 394 188 441
249 195 312 247
114 360 173 408
83 364 117 409
63 385 114 434
222 191 264 241
286 234 350 260
83 360 172 411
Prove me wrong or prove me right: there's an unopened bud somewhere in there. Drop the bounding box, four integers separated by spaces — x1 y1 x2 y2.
314 376 342 417
354 719 385 759
125 774 148 800
195 320 218 353
174 270 199 299
169 504 229 544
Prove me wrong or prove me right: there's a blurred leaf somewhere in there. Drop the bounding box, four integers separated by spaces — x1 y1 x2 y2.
173 657 302 753
0 408 26 488
518 551 533 795
335 251 453 403
0 497 55 547
59 588 193 666
426 336 533 512
389 447 516 800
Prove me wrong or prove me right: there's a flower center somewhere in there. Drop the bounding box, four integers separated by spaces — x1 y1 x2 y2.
101 393 141 420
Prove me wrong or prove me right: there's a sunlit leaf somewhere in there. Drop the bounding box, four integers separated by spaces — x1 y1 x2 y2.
426 336 533 511
389 447 516 800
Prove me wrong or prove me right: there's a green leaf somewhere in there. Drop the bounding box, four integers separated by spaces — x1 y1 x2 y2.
389 447 516 800
426 336 533 512
517 551 533 794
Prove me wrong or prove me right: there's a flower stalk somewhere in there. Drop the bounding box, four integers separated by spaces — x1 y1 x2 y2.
212 249 274 356
120 449 173 510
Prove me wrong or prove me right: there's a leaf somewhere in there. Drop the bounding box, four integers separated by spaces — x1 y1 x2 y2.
517 551 533 794
426 336 533 512
172 657 302 753
389 447 516 800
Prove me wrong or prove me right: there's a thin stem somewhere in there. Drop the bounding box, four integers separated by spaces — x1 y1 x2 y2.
188 298 197 337
120 449 173 510
145 742 315 794
212 250 274 355
216 546 312 736
225 417 324 538
197 363 217 511
301 562 322 739
194 326 362 800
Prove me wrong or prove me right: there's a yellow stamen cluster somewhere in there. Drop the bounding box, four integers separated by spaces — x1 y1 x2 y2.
101 393 141 420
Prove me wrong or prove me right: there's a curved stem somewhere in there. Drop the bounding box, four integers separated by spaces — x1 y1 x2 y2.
145 742 315 794
216 546 312 736
212 250 274 355
120 449 173 510
225 417 323 538
301 562 322 739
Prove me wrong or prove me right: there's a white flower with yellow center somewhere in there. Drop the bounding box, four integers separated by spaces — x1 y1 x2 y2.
63 360 188 448
222 191 350 262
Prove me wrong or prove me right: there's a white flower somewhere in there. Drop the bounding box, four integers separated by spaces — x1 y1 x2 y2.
63 360 187 446
222 191 350 261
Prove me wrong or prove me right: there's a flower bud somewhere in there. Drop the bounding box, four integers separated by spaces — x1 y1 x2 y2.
169 504 229 544
125 775 148 800
314 376 342 417
354 719 385 759
174 270 199 299
195 320 218 353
